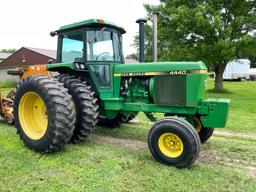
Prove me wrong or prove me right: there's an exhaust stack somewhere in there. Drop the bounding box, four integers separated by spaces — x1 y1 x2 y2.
136 18 147 63
153 12 159 62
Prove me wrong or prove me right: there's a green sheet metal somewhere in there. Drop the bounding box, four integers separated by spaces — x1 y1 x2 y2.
46 63 74 71
59 18 126 34
200 98 230 128
114 61 207 74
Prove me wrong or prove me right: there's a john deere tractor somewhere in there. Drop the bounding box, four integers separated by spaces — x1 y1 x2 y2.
13 19 230 168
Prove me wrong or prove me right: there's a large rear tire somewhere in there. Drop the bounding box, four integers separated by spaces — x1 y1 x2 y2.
148 117 201 168
58 74 99 143
14 76 76 152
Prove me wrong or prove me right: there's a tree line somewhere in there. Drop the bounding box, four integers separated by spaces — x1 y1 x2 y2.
129 0 256 91
0 49 16 53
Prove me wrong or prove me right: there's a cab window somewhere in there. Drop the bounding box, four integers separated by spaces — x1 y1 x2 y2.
90 64 111 88
61 30 84 63
87 30 121 62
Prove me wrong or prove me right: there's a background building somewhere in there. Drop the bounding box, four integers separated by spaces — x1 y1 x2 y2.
0 53 11 63
0 47 56 82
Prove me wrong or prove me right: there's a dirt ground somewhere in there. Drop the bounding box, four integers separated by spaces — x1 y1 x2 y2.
91 133 256 177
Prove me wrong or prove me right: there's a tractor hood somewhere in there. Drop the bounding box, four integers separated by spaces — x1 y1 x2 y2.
114 61 207 76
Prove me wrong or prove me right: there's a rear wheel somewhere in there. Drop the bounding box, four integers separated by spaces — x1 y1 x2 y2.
58 74 99 143
148 117 200 168
14 76 76 152
192 117 214 143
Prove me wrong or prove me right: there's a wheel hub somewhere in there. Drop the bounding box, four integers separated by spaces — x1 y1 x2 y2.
158 133 184 158
18 92 48 140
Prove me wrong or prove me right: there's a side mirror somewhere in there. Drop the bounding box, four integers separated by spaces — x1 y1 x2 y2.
50 31 57 37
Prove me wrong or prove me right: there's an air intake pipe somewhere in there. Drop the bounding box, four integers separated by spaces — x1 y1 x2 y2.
136 18 147 63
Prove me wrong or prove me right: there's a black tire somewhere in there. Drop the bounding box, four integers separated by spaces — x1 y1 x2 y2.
198 127 214 143
121 113 138 123
148 117 201 168
14 75 76 153
192 117 214 143
58 74 99 143
98 112 138 128
98 113 124 128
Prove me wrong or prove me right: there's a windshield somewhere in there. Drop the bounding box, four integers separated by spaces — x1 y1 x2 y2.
60 28 122 63
87 29 121 62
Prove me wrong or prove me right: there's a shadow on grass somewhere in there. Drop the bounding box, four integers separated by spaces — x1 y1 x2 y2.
207 88 233 94
0 119 14 127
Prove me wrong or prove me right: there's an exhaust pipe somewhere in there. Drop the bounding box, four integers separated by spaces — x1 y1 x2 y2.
136 18 147 63
152 12 159 62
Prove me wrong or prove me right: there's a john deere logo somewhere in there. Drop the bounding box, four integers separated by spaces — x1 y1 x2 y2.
114 70 207 77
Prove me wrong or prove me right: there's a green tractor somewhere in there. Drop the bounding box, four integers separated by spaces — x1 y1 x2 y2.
13 18 230 168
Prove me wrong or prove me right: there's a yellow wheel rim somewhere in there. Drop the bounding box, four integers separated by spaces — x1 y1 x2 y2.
18 92 48 140
193 117 202 133
158 133 184 158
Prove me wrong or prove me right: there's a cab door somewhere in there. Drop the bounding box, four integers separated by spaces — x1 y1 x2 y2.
86 28 122 99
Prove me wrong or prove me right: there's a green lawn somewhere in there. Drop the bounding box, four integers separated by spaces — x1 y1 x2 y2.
206 80 256 133
0 80 256 191
0 88 13 97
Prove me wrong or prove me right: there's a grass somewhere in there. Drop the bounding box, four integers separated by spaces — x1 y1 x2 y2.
0 80 256 191
0 80 16 88
206 80 256 133
0 123 255 192
0 88 13 97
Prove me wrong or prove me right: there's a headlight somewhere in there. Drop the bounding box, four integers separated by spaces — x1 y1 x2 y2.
75 63 80 69
79 64 85 69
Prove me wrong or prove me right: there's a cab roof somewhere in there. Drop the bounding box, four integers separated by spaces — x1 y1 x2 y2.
58 18 126 34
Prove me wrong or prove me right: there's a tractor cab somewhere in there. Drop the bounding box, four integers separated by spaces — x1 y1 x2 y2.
48 18 125 91
56 19 125 64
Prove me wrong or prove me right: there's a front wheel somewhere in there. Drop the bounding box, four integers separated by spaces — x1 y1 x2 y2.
148 117 201 168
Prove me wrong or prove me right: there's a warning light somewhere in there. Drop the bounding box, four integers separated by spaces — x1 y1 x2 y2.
97 19 105 23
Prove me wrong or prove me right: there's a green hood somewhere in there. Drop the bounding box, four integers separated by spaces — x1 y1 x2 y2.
114 61 207 75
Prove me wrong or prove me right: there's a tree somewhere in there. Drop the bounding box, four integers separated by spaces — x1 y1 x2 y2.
139 0 256 90
0 49 16 53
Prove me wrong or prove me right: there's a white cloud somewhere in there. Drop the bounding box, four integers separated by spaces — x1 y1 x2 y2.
0 0 159 56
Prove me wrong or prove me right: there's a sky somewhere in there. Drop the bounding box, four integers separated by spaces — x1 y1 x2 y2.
0 0 159 56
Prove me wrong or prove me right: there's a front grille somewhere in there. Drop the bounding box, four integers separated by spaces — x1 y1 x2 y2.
154 75 186 106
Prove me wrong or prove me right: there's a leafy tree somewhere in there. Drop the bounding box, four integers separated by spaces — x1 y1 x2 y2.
137 0 256 90
0 49 16 53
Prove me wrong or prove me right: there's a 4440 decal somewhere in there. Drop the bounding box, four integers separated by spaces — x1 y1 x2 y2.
114 70 207 77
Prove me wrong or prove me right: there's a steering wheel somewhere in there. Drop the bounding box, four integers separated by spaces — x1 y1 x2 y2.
96 52 110 61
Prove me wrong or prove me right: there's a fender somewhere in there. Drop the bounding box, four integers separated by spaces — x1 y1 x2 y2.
46 62 75 72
